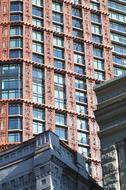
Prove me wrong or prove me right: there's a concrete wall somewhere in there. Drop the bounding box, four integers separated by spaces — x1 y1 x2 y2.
94 75 126 190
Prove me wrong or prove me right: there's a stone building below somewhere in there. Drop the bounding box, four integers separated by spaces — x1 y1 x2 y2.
0 131 102 190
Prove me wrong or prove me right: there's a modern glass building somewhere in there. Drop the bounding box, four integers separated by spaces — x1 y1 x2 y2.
0 0 126 184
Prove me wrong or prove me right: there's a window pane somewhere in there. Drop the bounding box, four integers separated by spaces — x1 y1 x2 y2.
8 133 21 143
75 79 86 89
10 2 23 12
74 42 84 52
78 132 88 144
53 12 63 23
10 38 23 48
55 127 67 140
93 47 103 57
76 104 87 114
32 18 43 27
32 6 43 17
8 118 22 129
74 53 84 64
52 2 62 12
53 24 63 33
53 36 64 47
53 48 64 59
72 8 82 17
95 71 105 80
78 146 89 157
10 50 23 58
10 26 23 36
75 65 84 74
33 122 44 134
9 104 22 115
33 107 45 120
77 118 88 130
94 59 104 70
32 54 44 64
33 30 43 41
32 0 43 6
55 113 66 125
72 18 82 29
54 60 65 69
10 14 23 21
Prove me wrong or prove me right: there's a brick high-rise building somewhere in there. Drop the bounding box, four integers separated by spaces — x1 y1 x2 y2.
0 0 126 185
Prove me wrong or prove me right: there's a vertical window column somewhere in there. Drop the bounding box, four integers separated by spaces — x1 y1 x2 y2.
100 2 113 80
77 118 89 158
32 0 43 27
33 107 45 134
8 103 22 143
32 30 44 64
72 7 83 38
55 113 67 140
75 78 87 114
53 36 65 69
32 67 44 104
53 1 63 32
91 13 102 44
10 2 23 22
10 2 23 58
54 73 66 109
